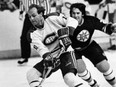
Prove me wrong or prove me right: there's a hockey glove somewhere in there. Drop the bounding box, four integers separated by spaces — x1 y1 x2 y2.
43 52 54 68
57 27 72 49
111 23 116 33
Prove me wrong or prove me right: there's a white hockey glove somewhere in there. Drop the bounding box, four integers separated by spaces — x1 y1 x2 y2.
57 27 72 50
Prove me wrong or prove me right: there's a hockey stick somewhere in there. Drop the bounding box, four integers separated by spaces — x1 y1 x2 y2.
38 46 65 87
38 67 52 87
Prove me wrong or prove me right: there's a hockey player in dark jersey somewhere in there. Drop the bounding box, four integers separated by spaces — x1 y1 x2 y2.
65 3 116 87
26 4 87 87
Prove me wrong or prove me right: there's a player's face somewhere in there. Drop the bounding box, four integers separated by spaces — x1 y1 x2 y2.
71 8 83 25
28 7 44 29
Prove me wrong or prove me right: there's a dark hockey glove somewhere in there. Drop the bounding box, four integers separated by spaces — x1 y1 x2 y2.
43 52 54 68
57 27 72 49
111 23 116 33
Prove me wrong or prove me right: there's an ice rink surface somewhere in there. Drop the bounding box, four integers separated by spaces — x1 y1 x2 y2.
0 50 116 87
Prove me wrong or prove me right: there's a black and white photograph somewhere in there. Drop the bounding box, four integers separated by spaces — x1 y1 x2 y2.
0 0 116 87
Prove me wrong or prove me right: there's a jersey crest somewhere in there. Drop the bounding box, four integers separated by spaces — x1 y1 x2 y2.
76 30 90 42
43 32 58 45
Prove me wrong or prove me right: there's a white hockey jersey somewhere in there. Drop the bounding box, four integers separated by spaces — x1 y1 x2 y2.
30 13 78 58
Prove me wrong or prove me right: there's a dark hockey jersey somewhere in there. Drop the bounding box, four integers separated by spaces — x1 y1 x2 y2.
70 16 112 50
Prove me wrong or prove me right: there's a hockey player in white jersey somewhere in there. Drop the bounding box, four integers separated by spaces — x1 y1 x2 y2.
26 4 87 87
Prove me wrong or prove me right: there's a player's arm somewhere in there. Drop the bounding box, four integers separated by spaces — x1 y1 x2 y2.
101 23 116 35
30 32 49 57
32 39 54 67
30 31 54 67
56 15 78 50
92 16 116 35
